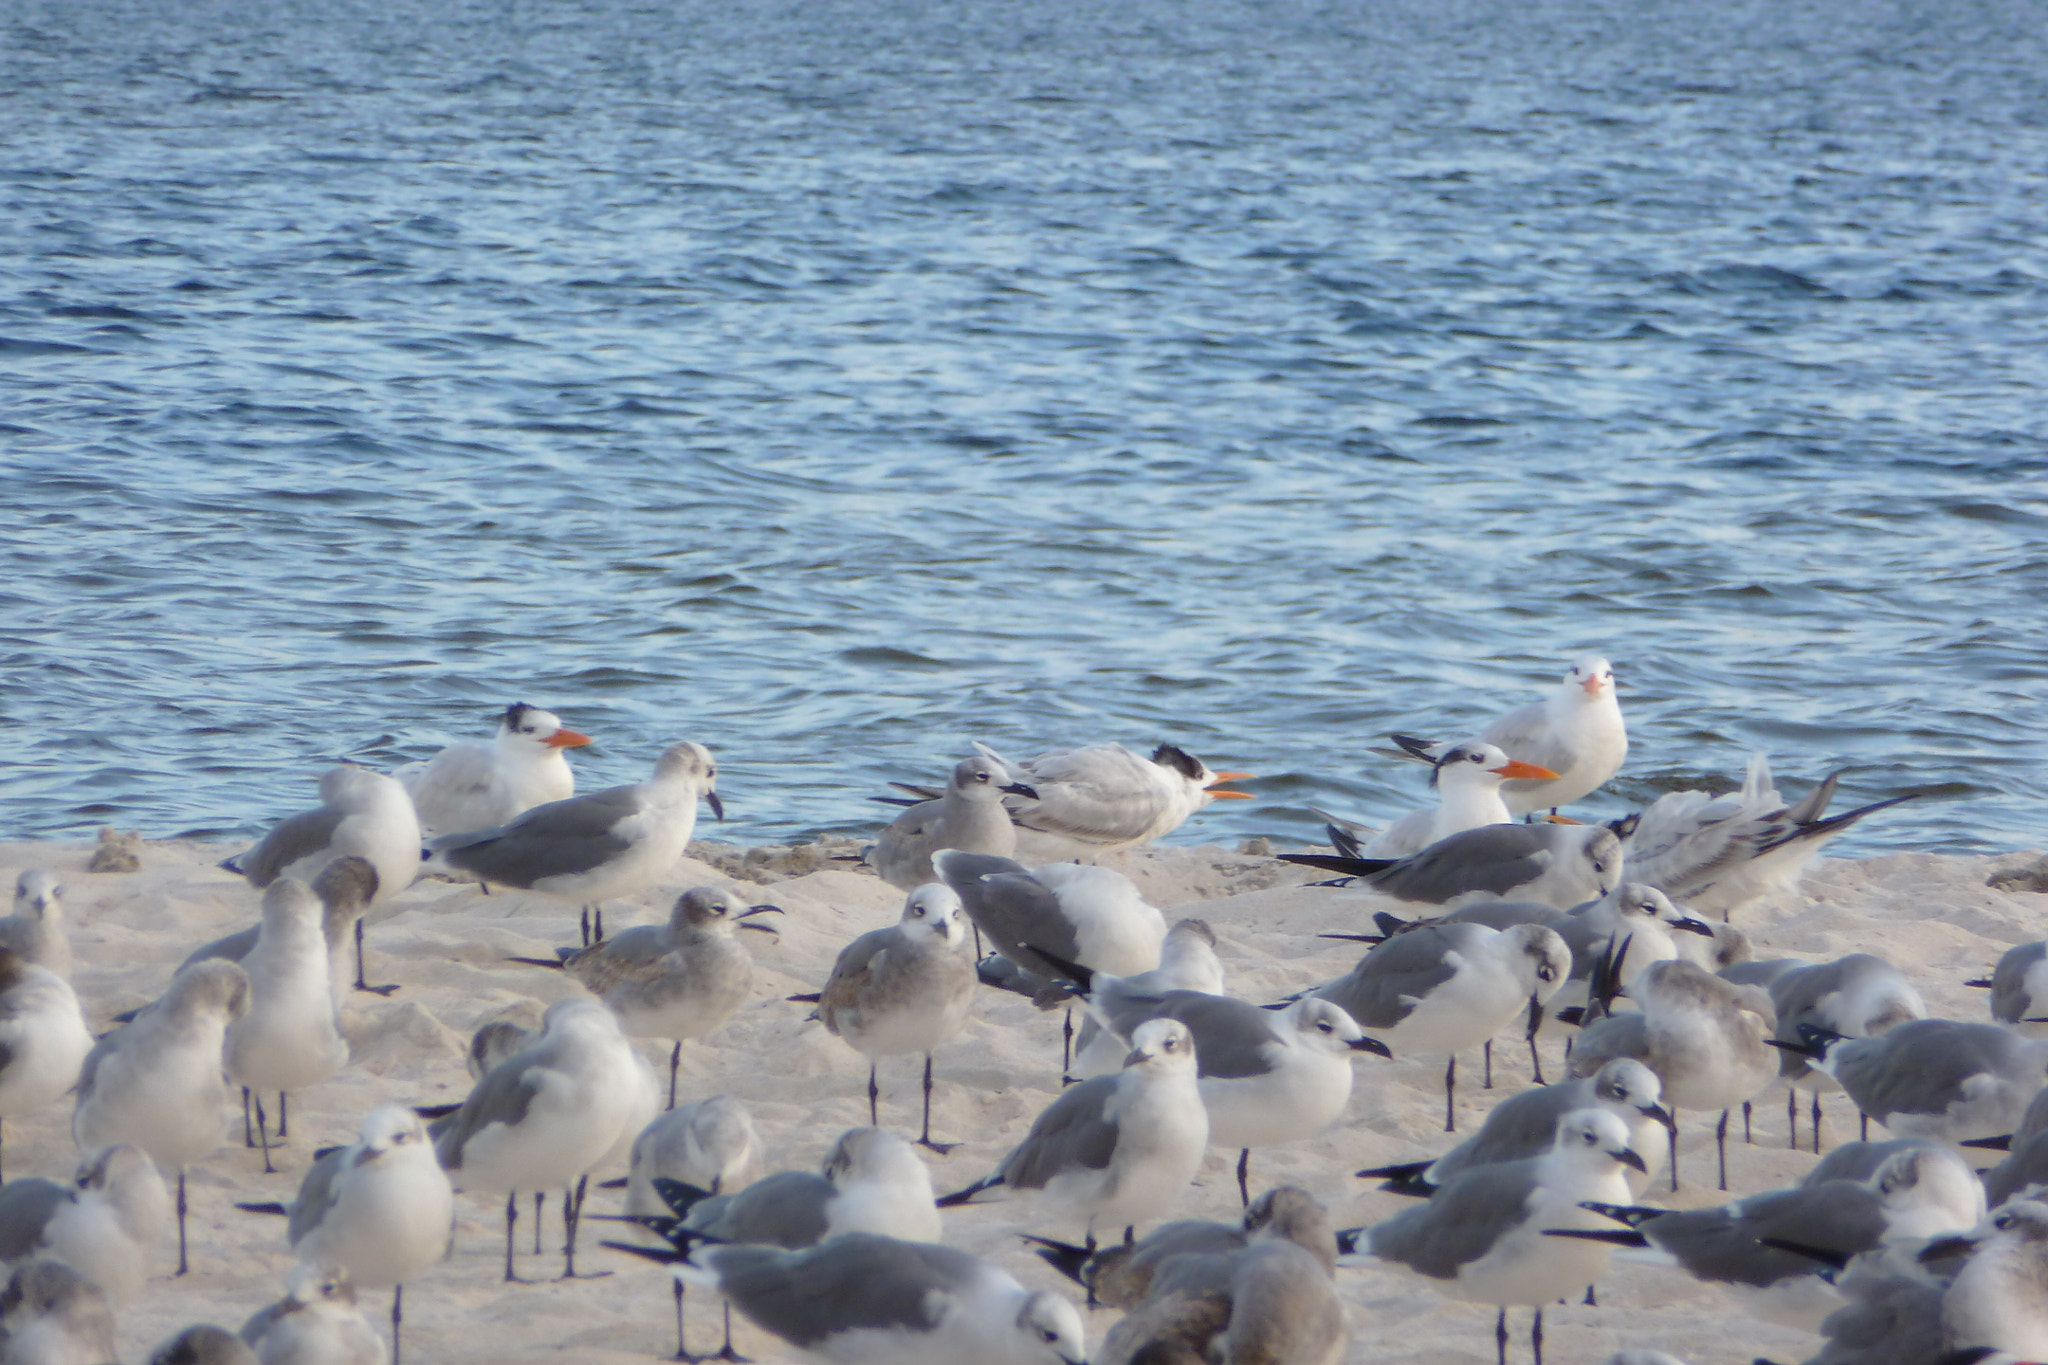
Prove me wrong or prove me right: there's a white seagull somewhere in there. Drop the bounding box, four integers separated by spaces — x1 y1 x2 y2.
223 764 420 909
1388 655 1627 816
971 740 1254 853
396 701 591 836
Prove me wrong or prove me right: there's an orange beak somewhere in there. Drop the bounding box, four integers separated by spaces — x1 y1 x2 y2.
1580 676 1606 695
1492 759 1559 781
1206 770 1256 800
545 729 592 748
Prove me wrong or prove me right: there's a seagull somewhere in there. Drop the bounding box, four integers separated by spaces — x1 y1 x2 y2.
1282 823 1626 911
184 857 390 1000
237 1264 388 1365
1363 742 1560 858
1617 755 1916 919
1777 1018 2048 1146
223 764 420 911
937 1017 1208 1245
395 701 591 836
248 1106 452 1365
866 757 1037 891
512 885 780 1108
0 947 95 1183
1981 1088 2048 1207
612 1232 1087 1365
1358 1058 1675 1198
0 1257 118 1365
0 1144 170 1306
1068 919 1224 1079
1935 1200 2048 1358
1569 958 1778 1191
73 960 250 1276
1 871 69 977
1344 1108 1647 1365
808 884 974 1151
1314 921 1570 1131
621 1096 765 1220
426 740 723 947
970 740 1254 853
431 997 657 1281
224 878 351 1171
619 1126 939 1362
1973 940 2048 1037
1387 655 1627 816
1052 955 1390 1203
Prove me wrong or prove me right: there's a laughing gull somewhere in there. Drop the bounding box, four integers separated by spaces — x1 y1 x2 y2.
426 740 722 946
1068 919 1224 1079
1569 958 1778 1191
185 857 390 1000
149 1324 260 1365
224 879 350 1172
431 997 657 1281
224 764 420 910
1779 1018 2048 1145
248 1106 451 1365
0 1257 118 1365
1972 941 2048 1037
616 1232 1087 1365
1092 1189 1345 1365
1282 823 1626 912
396 702 591 836
0 948 94 1183
2 871 69 978
622 1096 766 1219
807 884 974 1152
1727 953 1925 1152
1315 921 1569 1131
1979 1088 2048 1207
1345 1108 1647 1365
1359 1058 1675 1198
1935 1200 2048 1357
866 757 1037 891
1363 742 1559 859
0 1144 169 1306
1553 1143 1984 1329
513 885 780 1108
238 1264 388 1365
1048 954 1388 1203
970 740 1254 853
623 1127 939 1361
1618 754 1915 920
1027 1184 1334 1309
73 959 251 1276
1386 655 1627 816
938 1017 1208 1245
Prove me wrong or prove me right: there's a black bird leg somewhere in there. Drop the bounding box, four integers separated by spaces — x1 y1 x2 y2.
1236 1148 1251 1207
918 1055 956 1154
1444 1055 1457 1133
1716 1109 1730 1190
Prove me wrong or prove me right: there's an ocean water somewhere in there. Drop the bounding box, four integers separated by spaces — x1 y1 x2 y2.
2 0 2044 854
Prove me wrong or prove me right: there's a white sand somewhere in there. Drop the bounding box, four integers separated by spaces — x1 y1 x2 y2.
1 833 2042 1363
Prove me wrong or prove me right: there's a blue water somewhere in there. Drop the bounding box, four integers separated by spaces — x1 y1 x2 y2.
3 0 2044 854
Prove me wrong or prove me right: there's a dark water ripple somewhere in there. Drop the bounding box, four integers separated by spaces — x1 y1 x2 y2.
2 0 2045 855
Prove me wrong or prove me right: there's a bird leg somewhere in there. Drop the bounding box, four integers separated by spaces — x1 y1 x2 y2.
176 1169 189 1276
534 1192 545 1255
1061 1008 1074 1075
1528 1033 1546 1085
503 1192 530 1283
1813 1094 1824 1154
1444 1056 1457 1133
1743 1100 1752 1145
254 1095 276 1175
1668 1120 1680 1193
1583 1284 1597 1307
1483 1039 1494 1090
1860 1112 1869 1142
1532 1306 1545 1365
280 1091 289 1139
918 1055 956 1154
1716 1109 1730 1191
1236 1149 1252 1208
672 1280 690 1362
242 1086 254 1147
560 1175 611 1280
1495 1308 1509 1365
1788 1088 1798 1150
595 908 605 942
868 1064 880 1127
581 908 592 947
714 1301 747 1362
391 1285 404 1365
353 918 399 995
669 1042 683 1110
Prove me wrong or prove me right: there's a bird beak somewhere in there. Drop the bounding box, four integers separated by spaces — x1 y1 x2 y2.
1349 1036 1393 1057
705 791 726 821
1919 1235 1980 1263
738 904 783 919
1000 782 1040 800
545 728 592 748
1612 1147 1648 1173
1492 760 1560 781
1581 676 1605 695
1122 1046 1154 1068
1524 995 1545 1041
1643 1103 1677 1132
1764 1038 1823 1059
1206 770 1257 799
1674 917 1717 936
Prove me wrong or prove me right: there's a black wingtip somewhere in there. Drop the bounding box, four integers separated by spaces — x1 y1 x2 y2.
1027 946 1094 994
413 1102 462 1120
786 992 823 1004
601 1239 685 1265
235 1201 289 1216
1021 1234 1093 1286
1960 1134 2014 1152
1759 1237 1850 1270
1278 852 1393 876
653 1177 715 1220
1542 1228 1648 1247
506 956 568 970
1963 978 1995 989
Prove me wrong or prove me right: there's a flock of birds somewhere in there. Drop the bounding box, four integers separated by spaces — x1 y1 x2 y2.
0 659 2041 1365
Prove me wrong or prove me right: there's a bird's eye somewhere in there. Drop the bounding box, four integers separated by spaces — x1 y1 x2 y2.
1042 1328 1059 1343
1318 1021 1333 1033
1538 967 1556 983
1997 1214 2016 1230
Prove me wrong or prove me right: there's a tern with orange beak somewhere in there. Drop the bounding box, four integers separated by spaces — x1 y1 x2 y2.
970 741 1255 853
1364 741 1560 858
397 701 592 836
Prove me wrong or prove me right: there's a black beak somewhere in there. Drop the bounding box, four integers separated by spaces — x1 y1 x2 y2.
1674 917 1717 937
1613 1147 1649 1174
1643 1103 1678 1132
1349 1037 1393 1058
705 790 726 821
1524 994 1545 1041
1919 1235 1980 1264
738 905 783 919
1765 1038 1823 1059
999 781 1039 800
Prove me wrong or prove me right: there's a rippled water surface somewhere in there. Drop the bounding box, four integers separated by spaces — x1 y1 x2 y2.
4 0 2045 853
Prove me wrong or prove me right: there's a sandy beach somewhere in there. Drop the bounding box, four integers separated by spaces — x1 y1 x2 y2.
2 833 2042 1363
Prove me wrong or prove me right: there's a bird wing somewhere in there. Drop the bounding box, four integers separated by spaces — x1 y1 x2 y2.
818 929 896 1032
1001 1076 1124 1187
1367 1160 1544 1279
286 1144 353 1246
1481 701 1576 774
237 807 347 887
705 1235 973 1347
1317 925 1467 1030
430 788 643 886
432 1055 547 1171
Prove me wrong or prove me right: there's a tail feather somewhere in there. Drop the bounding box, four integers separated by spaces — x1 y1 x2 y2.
1278 853 1395 876
936 1174 1004 1208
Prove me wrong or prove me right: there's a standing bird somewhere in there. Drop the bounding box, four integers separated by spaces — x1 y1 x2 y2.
1363 742 1560 859
1283 824 1626 912
513 886 781 1108
1346 1109 1647 1365
431 998 656 1281
970 740 1254 854
1315 922 1571 1131
184 857 389 1001
808 884 974 1152
1388 655 1627 817
73 960 251 1275
938 1018 1209 1246
224 879 351 1170
0 948 94 1183
395 702 591 836
1 872 70 978
238 1264 388 1365
426 740 722 947
1068 919 1225 1079
0 1144 170 1306
223 764 420 911
1780 1018 2048 1146
866 757 1037 891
